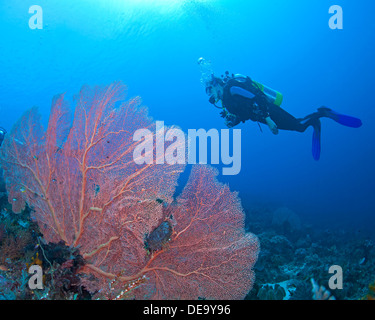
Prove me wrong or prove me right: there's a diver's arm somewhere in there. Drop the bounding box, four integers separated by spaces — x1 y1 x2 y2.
224 113 241 128
220 108 240 127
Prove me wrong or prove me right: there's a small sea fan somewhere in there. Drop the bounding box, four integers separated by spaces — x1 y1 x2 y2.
311 278 335 300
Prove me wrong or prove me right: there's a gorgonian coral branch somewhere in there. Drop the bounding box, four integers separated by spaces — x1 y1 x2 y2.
0 82 258 299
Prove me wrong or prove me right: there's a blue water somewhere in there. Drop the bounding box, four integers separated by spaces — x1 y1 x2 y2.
0 0 374 234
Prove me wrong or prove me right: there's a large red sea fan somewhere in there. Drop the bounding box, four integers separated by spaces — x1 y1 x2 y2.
0 82 259 299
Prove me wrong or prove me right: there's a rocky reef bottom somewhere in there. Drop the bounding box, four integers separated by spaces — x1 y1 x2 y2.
243 203 374 300
0 181 373 300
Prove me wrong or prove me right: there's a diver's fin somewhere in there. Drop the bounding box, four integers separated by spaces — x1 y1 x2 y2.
318 107 362 128
312 119 321 161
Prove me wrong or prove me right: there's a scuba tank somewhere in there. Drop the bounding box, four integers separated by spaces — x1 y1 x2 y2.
253 80 283 107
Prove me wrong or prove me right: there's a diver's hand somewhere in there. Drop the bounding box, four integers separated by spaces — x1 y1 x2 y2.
265 116 279 135
225 114 240 128
220 110 227 118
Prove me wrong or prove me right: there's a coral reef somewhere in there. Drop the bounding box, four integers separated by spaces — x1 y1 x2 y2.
311 278 335 300
244 204 375 300
0 82 259 300
1 161 374 300
0 82 372 300
0 190 90 299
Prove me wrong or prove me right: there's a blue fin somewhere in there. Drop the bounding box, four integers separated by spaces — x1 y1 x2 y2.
312 120 321 161
318 107 362 128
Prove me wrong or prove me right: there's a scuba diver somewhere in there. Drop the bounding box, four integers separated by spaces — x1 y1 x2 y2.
0 127 6 147
198 58 362 160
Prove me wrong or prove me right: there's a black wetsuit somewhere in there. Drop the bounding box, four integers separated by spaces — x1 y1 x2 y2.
221 76 319 132
214 75 362 160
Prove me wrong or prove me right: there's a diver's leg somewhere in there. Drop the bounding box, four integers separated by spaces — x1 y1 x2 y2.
268 104 307 132
268 106 322 159
270 104 362 133
298 107 363 130
298 107 362 161
317 107 362 128
296 112 321 132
